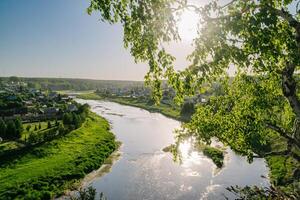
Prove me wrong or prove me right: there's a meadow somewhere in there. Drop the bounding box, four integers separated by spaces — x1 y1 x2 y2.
0 112 117 199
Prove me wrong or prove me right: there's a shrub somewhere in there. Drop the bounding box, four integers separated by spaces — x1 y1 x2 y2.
63 113 73 125
203 146 224 168
26 125 31 132
6 120 17 139
180 100 195 119
14 117 23 135
47 121 52 129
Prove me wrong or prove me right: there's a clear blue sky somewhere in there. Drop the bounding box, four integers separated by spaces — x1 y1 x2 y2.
1 0 295 80
0 0 153 80
0 0 197 80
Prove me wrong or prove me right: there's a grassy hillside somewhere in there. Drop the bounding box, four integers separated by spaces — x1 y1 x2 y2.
0 112 118 199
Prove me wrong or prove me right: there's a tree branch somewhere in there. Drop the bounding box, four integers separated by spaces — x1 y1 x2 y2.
219 0 238 9
205 7 251 22
253 150 289 158
281 63 300 117
266 122 290 138
205 3 300 42
266 5 300 35
172 0 201 12
266 122 300 150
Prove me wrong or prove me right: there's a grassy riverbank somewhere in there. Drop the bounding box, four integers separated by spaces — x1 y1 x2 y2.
78 93 181 120
78 93 225 167
77 92 299 193
0 112 118 199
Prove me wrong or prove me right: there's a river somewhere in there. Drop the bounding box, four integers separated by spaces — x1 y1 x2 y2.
76 99 270 200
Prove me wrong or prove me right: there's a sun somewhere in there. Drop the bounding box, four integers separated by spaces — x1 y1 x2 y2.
177 9 199 42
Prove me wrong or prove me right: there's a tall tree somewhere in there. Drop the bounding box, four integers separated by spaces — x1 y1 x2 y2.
6 120 17 139
0 118 6 138
88 0 300 159
14 117 23 136
63 113 73 125
88 0 300 196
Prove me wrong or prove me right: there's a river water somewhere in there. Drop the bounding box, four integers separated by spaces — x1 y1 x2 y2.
76 99 269 200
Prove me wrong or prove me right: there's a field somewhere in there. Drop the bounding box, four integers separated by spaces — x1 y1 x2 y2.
0 120 61 153
22 120 61 138
0 112 117 199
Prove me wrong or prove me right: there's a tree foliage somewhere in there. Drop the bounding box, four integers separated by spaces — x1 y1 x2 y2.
88 0 300 160
180 99 195 119
14 117 23 135
26 125 31 132
0 119 6 138
6 120 17 139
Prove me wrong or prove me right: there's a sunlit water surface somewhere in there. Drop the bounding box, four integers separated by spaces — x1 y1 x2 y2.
76 99 269 200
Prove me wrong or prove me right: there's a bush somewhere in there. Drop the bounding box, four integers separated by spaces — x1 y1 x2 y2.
63 113 73 125
6 120 17 139
180 100 195 120
203 146 224 168
28 132 39 144
14 117 23 134
47 121 52 129
26 125 31 132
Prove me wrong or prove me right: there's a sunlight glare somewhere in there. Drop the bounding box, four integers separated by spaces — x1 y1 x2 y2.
177 9 199 42
178 139 203 168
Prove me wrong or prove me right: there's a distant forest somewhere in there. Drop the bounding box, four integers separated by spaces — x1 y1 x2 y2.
0 77 144 91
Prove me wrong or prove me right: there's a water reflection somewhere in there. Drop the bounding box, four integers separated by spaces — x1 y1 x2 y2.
178 139 206 168
76 99 270 200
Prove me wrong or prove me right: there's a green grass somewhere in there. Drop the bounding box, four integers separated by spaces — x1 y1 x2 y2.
0 112 117 199
0 121 62 154
23 121 49 131
78 93 181 120
22 121 61 140
78 92 104 100
56 90 95 95
0 141 24 152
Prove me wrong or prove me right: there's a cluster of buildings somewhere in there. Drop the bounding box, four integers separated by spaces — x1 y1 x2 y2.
95 86 151 98
95 85 209 106
0 81 77 122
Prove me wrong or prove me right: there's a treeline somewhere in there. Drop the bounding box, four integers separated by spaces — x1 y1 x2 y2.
62 111 85 129
0 118 23 140
63 103 89 127
0 76 144 91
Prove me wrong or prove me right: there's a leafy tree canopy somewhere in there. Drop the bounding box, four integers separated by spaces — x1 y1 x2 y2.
88 0 300 161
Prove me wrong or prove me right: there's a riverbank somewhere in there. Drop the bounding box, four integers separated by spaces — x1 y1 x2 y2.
77 92 299 194
0 111 118 199
78 94 226 167
78 93 181 121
